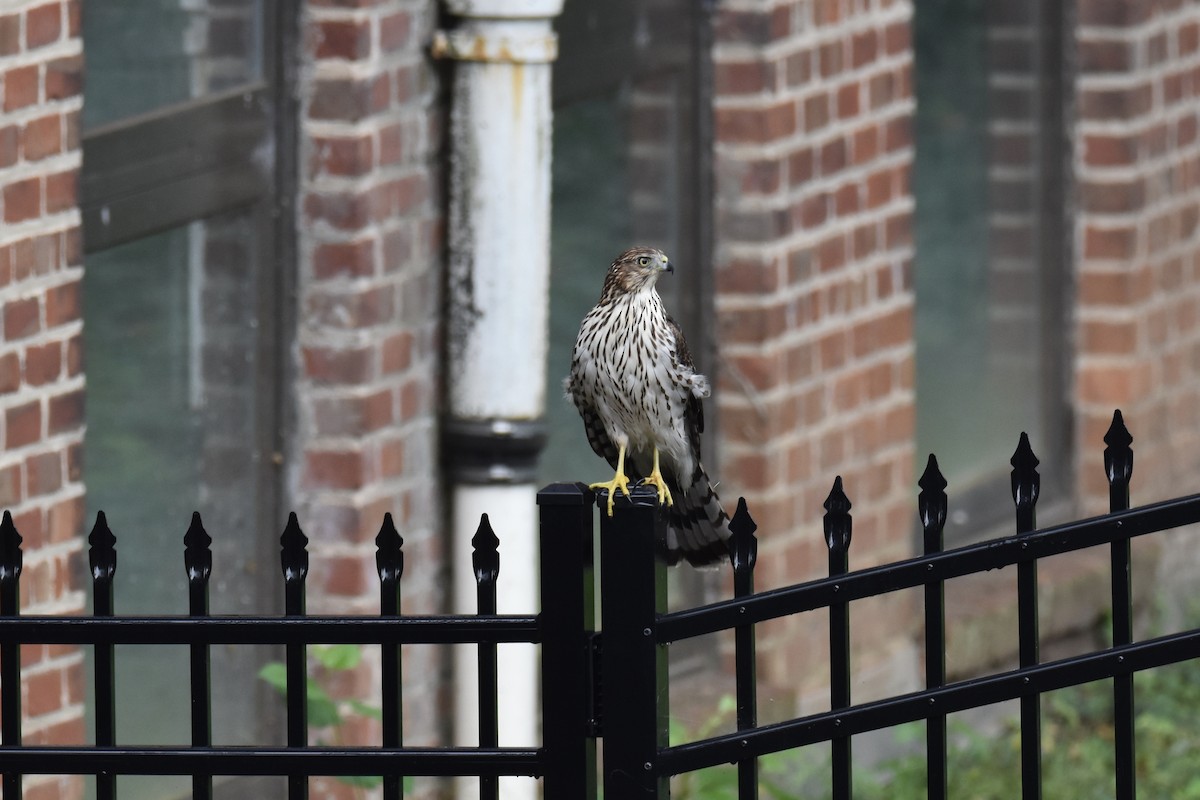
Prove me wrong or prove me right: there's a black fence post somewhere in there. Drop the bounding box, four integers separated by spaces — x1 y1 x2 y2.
280 512 309 800
599 485 668 798
1012 433 1042 800
729 499 758 800
537 483 597 800
184 512 213 800
473 514 501 800
824 477 853 800
919 456 948 800
1105 410 1135 800
89 511 118 800
376 512 405 800
0 511 22 800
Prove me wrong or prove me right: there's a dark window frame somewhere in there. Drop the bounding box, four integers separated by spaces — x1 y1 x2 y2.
79 0 299 768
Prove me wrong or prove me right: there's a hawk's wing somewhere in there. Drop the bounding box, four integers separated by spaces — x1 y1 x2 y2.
666 312 704 458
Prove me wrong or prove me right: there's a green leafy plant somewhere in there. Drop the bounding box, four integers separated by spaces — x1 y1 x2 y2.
259 644 389 794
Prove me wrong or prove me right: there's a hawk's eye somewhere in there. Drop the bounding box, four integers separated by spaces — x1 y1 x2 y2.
638 256 649 267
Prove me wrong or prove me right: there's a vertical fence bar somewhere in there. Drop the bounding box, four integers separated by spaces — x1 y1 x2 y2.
0 511 23 799
89 512 118 800
473 514 501 800
376 513 405 800
729 499 759 800
280 512 309 800
919 456 948 800
184 513 213 800
537 483 597 800
1105 410 1135 800
599 485 668 798
824 477 852 800
1011 433 1042 799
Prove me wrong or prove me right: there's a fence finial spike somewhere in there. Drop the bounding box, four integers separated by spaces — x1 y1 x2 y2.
0 510 23 584
183 511 212 583
375 512 405 584
472 513 500 585
728 497 758 572
918 453 949 542
88 510 117 581
919 454 947 494
1104 409 1133 449
279 512 309 582
823 476 853 552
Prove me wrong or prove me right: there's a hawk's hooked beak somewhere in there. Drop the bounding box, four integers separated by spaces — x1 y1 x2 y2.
661 258 674 274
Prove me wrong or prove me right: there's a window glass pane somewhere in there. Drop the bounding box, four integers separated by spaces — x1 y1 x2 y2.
84 211 273 797
83 0 263 130
914 0 1048 530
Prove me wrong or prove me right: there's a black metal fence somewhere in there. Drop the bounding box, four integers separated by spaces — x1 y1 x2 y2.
2 409 1200 800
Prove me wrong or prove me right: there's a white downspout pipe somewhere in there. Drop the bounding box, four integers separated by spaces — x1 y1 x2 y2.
434 2 562 798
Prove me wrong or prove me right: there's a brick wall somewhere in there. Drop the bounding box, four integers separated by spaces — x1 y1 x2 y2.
0 1 85 799
711 0 918 710
1074 0 1200 512
296 1 445 795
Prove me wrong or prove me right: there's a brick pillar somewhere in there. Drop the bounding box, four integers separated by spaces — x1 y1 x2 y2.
1075 0 1200 512
296 2 445 795
712 0 918 709
0 2 85 799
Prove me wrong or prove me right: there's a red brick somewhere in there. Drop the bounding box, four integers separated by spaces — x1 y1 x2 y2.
313 18 371 60
1081 319 1137 356
22 115 61 161
3 65 39 112
304 191 371 231
45 168 76 213
1083 225 1136 260
305 449 368 490
312 134 374 177
803 92 830 133
313 238 376 280
0 463 18 506
0 14 19 55
302 345 374 384
716 60 773 95
4 296 40 339
25 668 62 717
379 437 405 477
378 122 406 165
715 100 797 143
309 75 389 121
313 390 394 436
45 280 79 326
47 388 83 434
0 352 18 394
851 30 877 68
24 341 61 386
0 125 17 168
26 2 61 48
6 401 41 448
26 450 61 495
44 55 81 102
836 83 860 119
66 0 79 36
380 12 412 52
4 177 41 223
382 331 413 373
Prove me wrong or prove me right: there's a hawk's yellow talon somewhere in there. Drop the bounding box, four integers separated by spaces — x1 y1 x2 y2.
590 443 631 516
642 447 674 507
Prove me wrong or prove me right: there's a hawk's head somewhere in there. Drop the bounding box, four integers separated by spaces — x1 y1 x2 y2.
602 246 674 298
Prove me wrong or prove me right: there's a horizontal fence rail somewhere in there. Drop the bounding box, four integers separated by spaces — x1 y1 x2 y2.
659 626 1200 776
0 499 601 800
656 491 1200 644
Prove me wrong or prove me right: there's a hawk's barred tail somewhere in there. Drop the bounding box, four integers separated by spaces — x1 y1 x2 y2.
664 465 731 568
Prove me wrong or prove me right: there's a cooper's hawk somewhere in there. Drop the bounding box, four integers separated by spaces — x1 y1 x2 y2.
565 246 731 567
